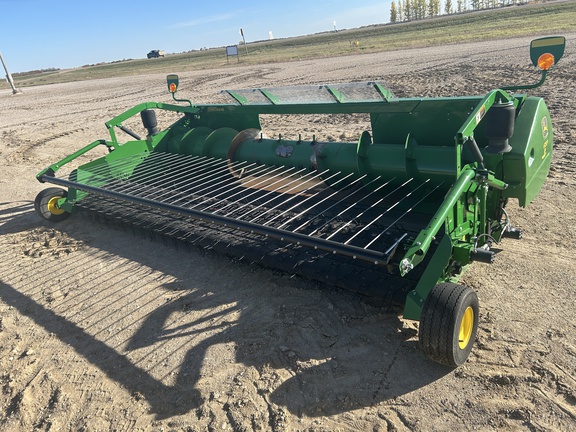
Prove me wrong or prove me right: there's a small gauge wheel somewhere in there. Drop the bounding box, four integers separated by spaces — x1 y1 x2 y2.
419 282 479 367
34 187 71 222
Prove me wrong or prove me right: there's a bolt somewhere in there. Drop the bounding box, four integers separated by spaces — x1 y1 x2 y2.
400 258 414 274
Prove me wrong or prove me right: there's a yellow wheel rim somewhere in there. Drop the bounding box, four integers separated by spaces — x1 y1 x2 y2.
458 306 474 350
47 196 66 215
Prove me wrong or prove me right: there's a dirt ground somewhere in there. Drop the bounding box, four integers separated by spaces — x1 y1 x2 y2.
1 35 575 431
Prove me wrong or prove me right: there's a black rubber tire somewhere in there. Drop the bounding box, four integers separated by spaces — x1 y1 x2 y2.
419 283 479 367
34 187 71 222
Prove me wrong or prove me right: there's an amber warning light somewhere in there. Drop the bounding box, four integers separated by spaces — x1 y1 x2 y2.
538 53 555 71
166 74 179 94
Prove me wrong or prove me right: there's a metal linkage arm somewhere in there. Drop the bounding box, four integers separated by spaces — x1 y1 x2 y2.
104 102 199 144
399 168 476 276
36 139 110 181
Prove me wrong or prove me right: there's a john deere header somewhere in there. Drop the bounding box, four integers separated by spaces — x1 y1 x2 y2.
35 36 565 367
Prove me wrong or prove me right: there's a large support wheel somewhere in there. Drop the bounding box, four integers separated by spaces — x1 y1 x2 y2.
34 187 71 222
419 283 479 367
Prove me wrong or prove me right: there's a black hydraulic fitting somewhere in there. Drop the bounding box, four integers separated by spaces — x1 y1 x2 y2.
470 248 495 264
503 227 523 240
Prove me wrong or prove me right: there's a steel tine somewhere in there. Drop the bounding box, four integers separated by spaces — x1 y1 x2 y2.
127 156 237 199
272 173 369 230
102 153 215 196
164 160 261 205
191 164 295 213
218 167 306 216
343 179 431 245
323 178 414 241
293 175 391 234
363 182 443 249
238 169 332 221
188 164 287 210
251 170 352 225
304 176 395 236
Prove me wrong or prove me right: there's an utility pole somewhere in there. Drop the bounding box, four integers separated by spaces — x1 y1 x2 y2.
239 28 248 55
0 51 21 94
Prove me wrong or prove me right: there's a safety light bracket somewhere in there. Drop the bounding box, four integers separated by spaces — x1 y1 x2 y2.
501 36 565 92
166 74 193 106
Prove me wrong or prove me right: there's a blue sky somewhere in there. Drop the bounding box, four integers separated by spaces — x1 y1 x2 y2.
0 0 391 73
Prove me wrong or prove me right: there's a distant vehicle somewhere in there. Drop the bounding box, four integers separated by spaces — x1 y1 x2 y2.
147 50 165 59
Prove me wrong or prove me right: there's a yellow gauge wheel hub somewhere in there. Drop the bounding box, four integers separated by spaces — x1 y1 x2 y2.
458 306 474 349
47 196 66 215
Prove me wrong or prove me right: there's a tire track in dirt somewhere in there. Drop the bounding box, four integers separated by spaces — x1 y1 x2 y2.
2 127 88 164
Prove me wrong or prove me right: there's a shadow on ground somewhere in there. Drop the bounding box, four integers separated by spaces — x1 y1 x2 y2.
0 204 451 419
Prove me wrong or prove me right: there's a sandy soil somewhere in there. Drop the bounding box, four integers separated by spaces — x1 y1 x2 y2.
1 35 575 431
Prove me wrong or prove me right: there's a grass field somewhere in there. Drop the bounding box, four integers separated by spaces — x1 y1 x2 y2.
2 1 575 89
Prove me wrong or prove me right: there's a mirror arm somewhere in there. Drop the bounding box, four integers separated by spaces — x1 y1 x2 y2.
171 92 193 106
501 69 547 92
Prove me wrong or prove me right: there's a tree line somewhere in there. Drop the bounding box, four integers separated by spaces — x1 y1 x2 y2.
389 1 545 23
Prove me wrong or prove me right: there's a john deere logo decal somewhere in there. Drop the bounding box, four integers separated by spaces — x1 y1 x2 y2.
542 117 549 139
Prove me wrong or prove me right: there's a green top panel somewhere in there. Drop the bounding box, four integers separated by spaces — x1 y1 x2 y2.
530 36 565 67
223 81 394 106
